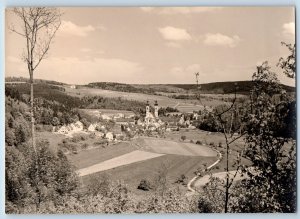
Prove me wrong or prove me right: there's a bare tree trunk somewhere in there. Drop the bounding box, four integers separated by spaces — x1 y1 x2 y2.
29 71 36 153
29 70 41 208
224 142 229 213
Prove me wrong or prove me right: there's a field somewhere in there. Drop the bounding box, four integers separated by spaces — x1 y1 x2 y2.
65 87 224 112
65 134 219 195
37 127 250 195
82 154 216 196
78 150 165 176
67 141 136 169
132 138 217 157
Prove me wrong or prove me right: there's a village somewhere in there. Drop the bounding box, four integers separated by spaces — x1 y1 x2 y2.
54 100 206 148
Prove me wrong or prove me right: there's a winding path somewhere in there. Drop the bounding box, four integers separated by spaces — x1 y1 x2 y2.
187 147 222 194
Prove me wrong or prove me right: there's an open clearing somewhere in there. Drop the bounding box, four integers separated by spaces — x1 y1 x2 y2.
82 154 216 196
77 150 165 176
76 137 217 177
133 137 217 157
65 87 208 112
67 141 135 169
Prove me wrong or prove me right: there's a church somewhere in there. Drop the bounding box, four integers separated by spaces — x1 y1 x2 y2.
144 100 160 127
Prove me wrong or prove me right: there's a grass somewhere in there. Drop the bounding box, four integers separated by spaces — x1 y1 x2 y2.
82 154 216 196
36 131 66 153
65 87 228 112
133 137 217 157
67 141 136 169
165 129 252 172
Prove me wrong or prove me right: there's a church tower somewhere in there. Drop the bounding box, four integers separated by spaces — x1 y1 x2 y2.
154 100 159 118
146 100 150 117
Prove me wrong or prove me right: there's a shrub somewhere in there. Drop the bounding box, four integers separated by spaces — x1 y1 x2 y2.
197 197 215 213
196 140 202 145
81 143 88 149
174 174 187 185
94 139 109 146
137 179 152 191
181 135 187 141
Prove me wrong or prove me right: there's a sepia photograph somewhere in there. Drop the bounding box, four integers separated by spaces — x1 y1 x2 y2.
4 6 296 214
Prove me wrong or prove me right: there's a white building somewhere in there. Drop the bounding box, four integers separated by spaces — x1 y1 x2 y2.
105 132 114 141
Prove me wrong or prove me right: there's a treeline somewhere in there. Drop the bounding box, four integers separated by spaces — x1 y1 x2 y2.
5 84 147 126
170 81 295 94
86 82 156 94
194 100 295 140
81 96 146 114
5 76 66 86
158 107 179 116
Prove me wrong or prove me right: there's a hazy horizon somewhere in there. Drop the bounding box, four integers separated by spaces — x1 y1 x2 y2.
5 7 295 86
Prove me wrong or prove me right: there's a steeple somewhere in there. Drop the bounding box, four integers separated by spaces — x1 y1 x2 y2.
146 100 150 116
154 100 158 118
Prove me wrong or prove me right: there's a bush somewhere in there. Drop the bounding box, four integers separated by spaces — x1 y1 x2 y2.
81 143 88 149
196 140 202 145
181 136 187 141
137 179 152 191
94 139 109 146
197 197 215 213
174 174 187 185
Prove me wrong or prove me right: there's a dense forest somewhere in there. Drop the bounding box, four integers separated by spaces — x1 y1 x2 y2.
5 76 66 86
170 80 295 94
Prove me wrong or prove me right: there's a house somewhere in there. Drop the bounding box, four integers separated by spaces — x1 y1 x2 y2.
105 132 114 141
88 123 97 132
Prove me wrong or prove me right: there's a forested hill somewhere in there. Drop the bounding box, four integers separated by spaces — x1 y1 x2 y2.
86 81 295 94
5 76 66 86
5 77 295 94
169 81 295 94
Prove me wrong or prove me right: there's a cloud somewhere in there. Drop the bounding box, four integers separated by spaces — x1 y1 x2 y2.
165 42 181 48
186 64 201 73
141 7 221 14
282 22 295 36
96 50 105 55
33 57 142 84
170 64 202 80
80 48 92 53
6 55 143 84
159 26 192 41
140 7 155 12
58 20 96 37
203 33 241 48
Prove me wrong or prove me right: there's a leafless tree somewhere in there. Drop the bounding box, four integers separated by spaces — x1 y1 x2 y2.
9 7 61 153
212 87 246 213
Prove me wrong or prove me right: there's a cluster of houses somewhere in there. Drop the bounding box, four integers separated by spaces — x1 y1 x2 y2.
54 120 126 141
54 101 208 142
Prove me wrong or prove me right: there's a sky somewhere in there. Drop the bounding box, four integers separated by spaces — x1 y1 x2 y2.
5 7 295 86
